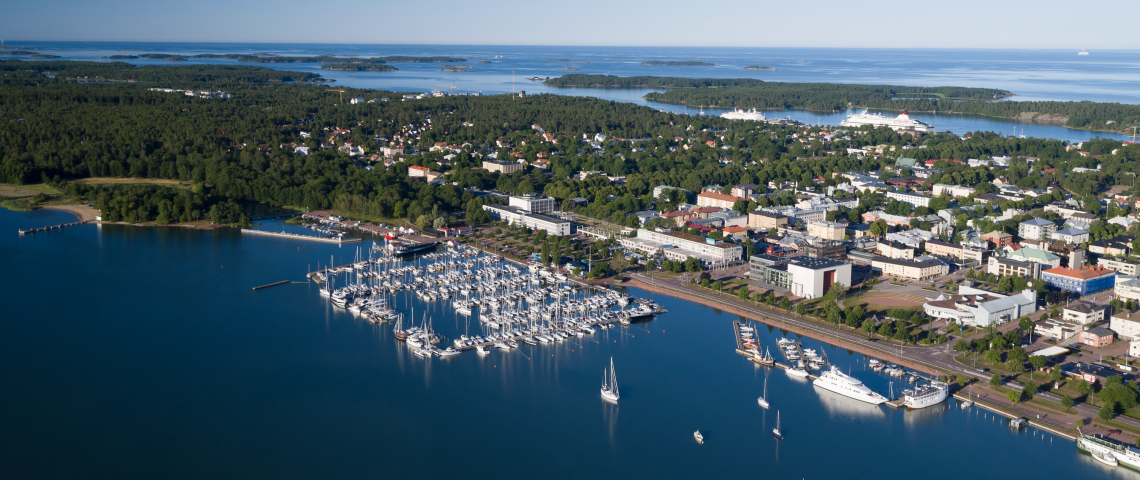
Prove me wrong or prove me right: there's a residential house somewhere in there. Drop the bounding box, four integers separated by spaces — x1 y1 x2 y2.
1089 235 1134 257
1052 228 1090 245
1062 301 1109 325
1079 327 1115 348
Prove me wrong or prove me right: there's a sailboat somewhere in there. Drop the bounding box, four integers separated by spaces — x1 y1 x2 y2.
772 411 783 439
757 376 770 409
601 357 620 402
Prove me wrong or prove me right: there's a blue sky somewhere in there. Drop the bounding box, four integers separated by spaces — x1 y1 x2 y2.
4 0 1139 49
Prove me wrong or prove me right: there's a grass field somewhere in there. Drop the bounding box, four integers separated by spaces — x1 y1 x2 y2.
75 177 194 188
845 291 927 313
0 183 62 198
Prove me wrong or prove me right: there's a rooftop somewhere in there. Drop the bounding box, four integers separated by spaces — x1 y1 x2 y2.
873 256 943 268
785 255 849 270
1054 227 1089 236
698 191 743 203
1042 265 1116 280
1020 217 1055 227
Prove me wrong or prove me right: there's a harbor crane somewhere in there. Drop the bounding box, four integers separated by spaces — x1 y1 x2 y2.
436 84 458 95
329 89 346 104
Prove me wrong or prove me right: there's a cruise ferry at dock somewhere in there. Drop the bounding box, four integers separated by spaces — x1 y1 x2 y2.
386 241 439 257
1078 434 1140 471
813 366 888 405
720 108 767 122
903 381 949 409
840 109 933 132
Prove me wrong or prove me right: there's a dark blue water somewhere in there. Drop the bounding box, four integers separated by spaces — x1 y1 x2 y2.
2 208 1135 478
8 42 1140 142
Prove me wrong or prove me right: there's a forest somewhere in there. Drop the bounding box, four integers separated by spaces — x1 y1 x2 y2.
2 61 1140 228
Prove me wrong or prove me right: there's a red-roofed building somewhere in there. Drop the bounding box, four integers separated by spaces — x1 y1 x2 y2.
1041 265 1116 295
723 226 748 240
697 191 743 209
408 165 430 178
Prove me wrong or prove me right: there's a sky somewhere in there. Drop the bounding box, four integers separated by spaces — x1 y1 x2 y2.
4 0 1140 50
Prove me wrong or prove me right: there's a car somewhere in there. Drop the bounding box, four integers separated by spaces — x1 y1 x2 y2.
1108 429 1122 435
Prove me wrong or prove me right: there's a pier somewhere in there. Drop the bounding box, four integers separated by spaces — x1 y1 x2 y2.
240 229 362 243
17 221 85 235
252 280 290 290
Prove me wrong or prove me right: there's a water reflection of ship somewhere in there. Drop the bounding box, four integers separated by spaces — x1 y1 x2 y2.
815 386 886 418
602 399 619 447
902 400 950 426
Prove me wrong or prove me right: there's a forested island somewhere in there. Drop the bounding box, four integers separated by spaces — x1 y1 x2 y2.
743 66 776 71
2 60 1139 230
320 64 398 72
190 54 464 64
545 74 1139 133
639 61 715 66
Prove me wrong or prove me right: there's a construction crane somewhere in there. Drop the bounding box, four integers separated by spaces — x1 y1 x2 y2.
329 89 346 104
436 84 458 95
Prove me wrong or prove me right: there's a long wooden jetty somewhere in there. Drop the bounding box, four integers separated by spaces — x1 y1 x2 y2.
252 280 290 290
240 229 362 243
18 221 85 235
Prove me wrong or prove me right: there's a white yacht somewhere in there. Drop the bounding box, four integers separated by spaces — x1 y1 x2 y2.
720 108 767 122
785 367 809 378
813 366 887 405
840 109 933 132
1078 434 1140 470
903 381 949 409
601 357 620 402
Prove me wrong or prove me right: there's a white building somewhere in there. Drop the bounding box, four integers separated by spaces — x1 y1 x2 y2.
1110 310 1140 341
349 97 365 104
1018 218 1056 241
1051 228 1090 245
619 229 742 266
933 184 976 198
807 221 847 241
482 204 571 236
923 285 1037 327
885 191 931 208
785 257 852 299
508 194 556 214
1116 275 1140 302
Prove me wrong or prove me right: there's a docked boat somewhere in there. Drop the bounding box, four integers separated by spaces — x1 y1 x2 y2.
960 400 974 408
751 347 775 366
439 347 460 357
693 430 704 444
601 357 620 402
720 108 767 122
786 367 810 378
1078 434 1140 470
840 109 933 132
904 381 949 409
476 345 490 355
813 366 887 405
386 241 438 257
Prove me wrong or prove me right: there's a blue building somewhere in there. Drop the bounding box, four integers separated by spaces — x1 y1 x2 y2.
1040 266 1116 295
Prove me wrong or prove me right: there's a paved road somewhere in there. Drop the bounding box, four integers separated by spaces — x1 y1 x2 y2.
630 272 1140 430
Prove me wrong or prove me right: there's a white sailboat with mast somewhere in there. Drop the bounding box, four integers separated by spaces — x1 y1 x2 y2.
757 376 770 409
601 357 619 402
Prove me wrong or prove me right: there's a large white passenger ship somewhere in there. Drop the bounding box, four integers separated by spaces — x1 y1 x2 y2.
840 110 933 132
720 108 767 121
813 366 888 405
1078 434 1140 471
903 381 949 409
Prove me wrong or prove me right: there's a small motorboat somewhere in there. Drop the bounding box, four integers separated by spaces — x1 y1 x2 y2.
1093 450 1119 467
476 345 490 355
785 367 809 378
693 430 704 444
961 400 974 408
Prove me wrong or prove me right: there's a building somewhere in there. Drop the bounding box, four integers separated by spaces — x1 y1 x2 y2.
923 286 1037 327
885 191 931 207
932 184 975 198
1110 310 1140 341
982 231 1014 248
482 160 524 174
801 241 847 261
1040 265 1116 295
807 221 846 241
349 97 365 104
871 256 949 281
509 194 556 214
1099 257 1140 276
653 185 691 200
710 210 748 228
1018 218 1056 241
732 183 757 198
408 165 430 178
1117 275 1140 302
876 240 915 260
749 255 851 299
988 256 1041 279
1037 318 1081 341
1089 235 1134 256
620 229 742 266
1052 228 1090 245
697 191 744 209
1045 203 1087 219
748 210 787 230
1079 327 1115 348
925 238 984 263
722 226 749 240
1062 301 1109 325
1004 247 1062 269
482 204 571 236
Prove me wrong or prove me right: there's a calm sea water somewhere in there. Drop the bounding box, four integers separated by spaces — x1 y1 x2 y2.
2 208 1136 479
10 42 1140 142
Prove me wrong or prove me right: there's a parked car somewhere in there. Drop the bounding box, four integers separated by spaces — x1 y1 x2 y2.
1108 429 1123 435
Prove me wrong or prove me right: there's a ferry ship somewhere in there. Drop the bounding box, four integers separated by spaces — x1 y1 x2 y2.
840 110 933 132
386 241 439 256
720 108 767 122
903 381 949 409
813 366 888 405
1077 434 1140 471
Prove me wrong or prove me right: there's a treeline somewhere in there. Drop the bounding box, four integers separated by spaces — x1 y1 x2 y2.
59 182 248 224
552 74 1140 132
320 64 398 71
0 60 322 86
190 54 465 64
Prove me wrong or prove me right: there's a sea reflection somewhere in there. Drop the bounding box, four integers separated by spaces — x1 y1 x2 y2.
814 386 886 418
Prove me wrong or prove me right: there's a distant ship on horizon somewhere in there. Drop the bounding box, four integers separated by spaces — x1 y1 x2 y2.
1078 50 1090 56
840 109 933 132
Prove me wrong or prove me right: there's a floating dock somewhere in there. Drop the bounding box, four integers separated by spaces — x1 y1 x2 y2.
252 280 290 290
241 229 362 243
